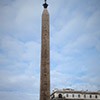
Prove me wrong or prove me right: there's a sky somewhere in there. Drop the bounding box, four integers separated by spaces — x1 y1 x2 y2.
0 0 100 100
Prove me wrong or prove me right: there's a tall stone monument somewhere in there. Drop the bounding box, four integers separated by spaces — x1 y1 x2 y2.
40 0 50 100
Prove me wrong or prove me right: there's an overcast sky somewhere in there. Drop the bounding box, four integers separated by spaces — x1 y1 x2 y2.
0 0 100 100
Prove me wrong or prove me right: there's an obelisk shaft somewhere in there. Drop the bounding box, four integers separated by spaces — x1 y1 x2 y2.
40 3 50 100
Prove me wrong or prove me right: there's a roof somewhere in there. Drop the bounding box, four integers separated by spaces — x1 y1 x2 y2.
51 88 100 96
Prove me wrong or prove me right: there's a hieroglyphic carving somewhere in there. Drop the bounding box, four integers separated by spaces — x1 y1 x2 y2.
40 8 50 100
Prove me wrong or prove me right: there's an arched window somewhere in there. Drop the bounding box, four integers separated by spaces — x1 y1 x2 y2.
58 94 62 98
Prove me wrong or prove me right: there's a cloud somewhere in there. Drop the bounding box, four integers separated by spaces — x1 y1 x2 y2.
0 0 100 100
0 91 38 100
0 34 40 99
0 0 42 42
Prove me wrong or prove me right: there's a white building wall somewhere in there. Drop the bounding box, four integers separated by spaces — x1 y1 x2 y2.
53 92 100 100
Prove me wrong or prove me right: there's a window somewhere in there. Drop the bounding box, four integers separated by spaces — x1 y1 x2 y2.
78 94 80 98
58 94 62 98
66 94 68 97
84 94 86 98
90 95 92 98
95 95 98 98
72 94 74 97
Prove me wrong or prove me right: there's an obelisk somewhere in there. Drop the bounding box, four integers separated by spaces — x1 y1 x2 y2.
40 0 50 100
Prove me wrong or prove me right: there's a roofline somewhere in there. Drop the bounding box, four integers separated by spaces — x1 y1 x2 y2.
51 90 100 96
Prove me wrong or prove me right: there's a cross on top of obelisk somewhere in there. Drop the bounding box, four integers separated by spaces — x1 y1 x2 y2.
43 0 48 8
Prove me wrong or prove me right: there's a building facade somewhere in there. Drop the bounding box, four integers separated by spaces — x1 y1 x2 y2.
50 89 100 100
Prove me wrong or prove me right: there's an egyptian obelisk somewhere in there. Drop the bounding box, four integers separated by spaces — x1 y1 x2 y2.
40 0 50 100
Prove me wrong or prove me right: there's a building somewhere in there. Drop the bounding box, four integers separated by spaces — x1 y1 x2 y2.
50 88 100 100
40 0 50 100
